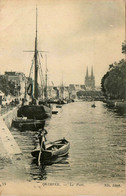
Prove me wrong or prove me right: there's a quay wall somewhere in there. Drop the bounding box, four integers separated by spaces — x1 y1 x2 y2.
0 106 22 156
2 106 18 128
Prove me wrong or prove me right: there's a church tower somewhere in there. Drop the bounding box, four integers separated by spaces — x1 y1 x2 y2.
85 67 89 87
85 66 95 90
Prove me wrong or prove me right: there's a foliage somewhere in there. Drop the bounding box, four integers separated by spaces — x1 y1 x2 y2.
77 90 102 97
0 75 16 96
101 59 126 100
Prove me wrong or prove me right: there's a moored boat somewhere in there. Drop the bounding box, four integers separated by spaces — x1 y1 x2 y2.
31 138 70 162
17 8 52 121
17 104 52 120
52 111 58 114
57 99 67 104
56 105 62 108
91 101 96 108
91 103 96 108
12 117 46 131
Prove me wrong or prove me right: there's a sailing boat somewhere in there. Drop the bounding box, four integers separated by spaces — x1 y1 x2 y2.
39 54 50 105
58 73 67 104
17 8 52 122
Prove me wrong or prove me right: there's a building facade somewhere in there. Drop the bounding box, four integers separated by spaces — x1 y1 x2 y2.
5 71 26 97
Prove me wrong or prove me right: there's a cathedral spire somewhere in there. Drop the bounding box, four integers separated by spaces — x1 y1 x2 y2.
86 67 88 78
91 66 93 77
85 66 95 89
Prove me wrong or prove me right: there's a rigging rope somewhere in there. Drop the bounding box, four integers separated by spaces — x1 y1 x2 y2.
29 58 35 79
38 53 45 97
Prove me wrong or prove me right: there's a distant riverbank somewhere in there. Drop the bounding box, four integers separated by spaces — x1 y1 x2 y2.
104 99 126 110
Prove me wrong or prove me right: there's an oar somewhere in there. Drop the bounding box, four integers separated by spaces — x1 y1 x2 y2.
38 137 43 166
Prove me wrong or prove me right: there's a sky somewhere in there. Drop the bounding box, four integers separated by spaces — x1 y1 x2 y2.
0 0 125 86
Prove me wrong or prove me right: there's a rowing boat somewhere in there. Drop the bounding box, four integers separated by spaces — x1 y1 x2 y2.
31 138 70 163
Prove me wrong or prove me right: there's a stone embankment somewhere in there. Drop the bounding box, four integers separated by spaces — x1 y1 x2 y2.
0 106 22 157
0 105 29 175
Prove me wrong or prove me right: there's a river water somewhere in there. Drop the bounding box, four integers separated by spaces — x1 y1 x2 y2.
0 101 126 183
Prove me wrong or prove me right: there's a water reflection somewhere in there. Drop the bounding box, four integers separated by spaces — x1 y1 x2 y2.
30 155 69 181
104 104 126 117
30 162 47 181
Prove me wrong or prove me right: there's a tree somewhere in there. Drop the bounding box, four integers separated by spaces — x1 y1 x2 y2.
101 41 126 100
101 60 126 100
122 40 126 54
0 75 17 96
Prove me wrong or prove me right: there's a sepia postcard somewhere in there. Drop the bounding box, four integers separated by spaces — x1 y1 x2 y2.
0 0 126 195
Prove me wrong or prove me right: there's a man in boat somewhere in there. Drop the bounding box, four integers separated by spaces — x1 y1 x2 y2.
38 128 48 150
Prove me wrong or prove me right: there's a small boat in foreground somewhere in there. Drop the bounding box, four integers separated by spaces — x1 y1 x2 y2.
31 138 70 163
32 154 69 165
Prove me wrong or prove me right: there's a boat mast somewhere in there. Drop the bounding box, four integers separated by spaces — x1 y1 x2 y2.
61 72 64 99
45 54 48 100
34 7 38 99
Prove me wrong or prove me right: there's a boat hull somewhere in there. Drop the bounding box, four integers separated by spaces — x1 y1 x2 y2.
17 105 52 120
56 105 62 108
39 99 67 104
32 154 68 165
52 111 58 114
31 139 70 162
91 104 96 108
12 118 45 131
